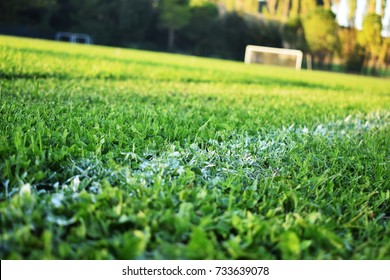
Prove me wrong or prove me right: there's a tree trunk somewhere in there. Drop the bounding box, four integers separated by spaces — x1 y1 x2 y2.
371 56 378 76
306 53 313 70
361 52 369 74
283 0 291 20
267 0 277 16
319 52 326 69
327 53 334 70
168 28 175 51
290 0 300 18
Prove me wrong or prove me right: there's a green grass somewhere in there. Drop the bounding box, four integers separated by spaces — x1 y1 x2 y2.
0 35 389 260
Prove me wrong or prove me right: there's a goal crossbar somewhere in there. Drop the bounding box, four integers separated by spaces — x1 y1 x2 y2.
245 45 303 70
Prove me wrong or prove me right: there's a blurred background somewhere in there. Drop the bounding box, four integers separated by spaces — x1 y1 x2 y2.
1 0 389 75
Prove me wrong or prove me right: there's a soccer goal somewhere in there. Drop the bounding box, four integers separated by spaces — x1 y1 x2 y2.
55 32 93 44
244 45 303 70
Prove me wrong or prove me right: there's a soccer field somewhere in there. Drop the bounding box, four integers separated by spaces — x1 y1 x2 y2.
0 36 389 259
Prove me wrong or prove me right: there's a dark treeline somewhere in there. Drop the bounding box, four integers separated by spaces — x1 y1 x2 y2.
0 0 283 61
1 0 389 75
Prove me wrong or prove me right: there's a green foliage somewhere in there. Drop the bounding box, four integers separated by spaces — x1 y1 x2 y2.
358 13 383 57
183 2 219 55
50 0 155 46
300 0 318 16
0 36 389 259
380 38 390 69
358 13 384 75
339 28 365 73
158 0 191 50
282 17 307 50
302 8 340 68
159 0 191 30
116 0 155 44
182 7 283 59
303 8 339 54
0 0 56 25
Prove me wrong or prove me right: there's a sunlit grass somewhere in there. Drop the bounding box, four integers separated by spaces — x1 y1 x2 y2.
0 35 389 259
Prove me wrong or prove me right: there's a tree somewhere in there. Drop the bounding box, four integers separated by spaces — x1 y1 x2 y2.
0 0 55 25
184 1 219 55
49 0 155 46
116 0 155 45
303 8 340 68
158 0 191 50
263 0 318 20
266 0 278 16
220 12 250 59
380 38 390 73
276 0 292 21
289 0 300 18
300 0 318 17
358 13 383 75
282 17 307 50
348 0 357 26
339 27 365 73
219 0 259 14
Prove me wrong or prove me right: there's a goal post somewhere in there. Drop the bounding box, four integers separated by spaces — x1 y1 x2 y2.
244 45 303 70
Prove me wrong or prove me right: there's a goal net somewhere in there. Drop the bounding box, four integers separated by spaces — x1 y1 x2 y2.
244 45 303 70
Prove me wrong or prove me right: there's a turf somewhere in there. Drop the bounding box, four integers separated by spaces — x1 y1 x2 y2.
0 35 389 260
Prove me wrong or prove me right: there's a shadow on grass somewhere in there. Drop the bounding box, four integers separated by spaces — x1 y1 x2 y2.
0 71 352 93
1 46 356 92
